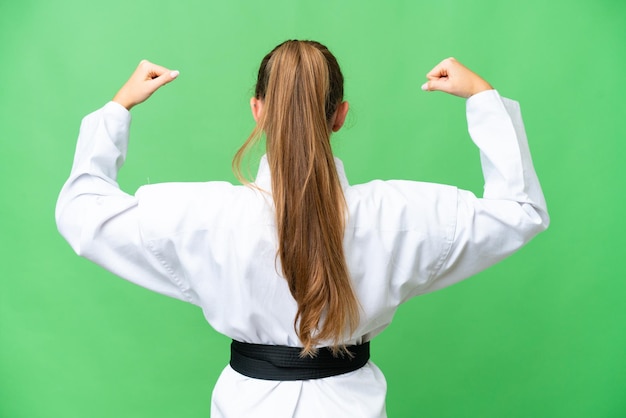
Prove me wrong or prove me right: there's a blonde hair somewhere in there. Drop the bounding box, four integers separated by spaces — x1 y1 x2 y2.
233 40 359 356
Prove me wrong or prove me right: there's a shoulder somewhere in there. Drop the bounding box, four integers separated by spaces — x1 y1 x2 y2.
346 179 458 231
137 181 237 200
136 181 265 239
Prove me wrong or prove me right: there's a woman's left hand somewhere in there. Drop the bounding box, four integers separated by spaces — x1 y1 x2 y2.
112 60 179 110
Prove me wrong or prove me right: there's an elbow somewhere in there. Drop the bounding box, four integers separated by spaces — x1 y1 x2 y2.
534 205 550 232
55 211 80 256
55 194 65 235
540 210 550 231
55 194 86 256
522 202 550 239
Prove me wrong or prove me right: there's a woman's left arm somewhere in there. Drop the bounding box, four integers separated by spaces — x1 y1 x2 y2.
422 90 550 294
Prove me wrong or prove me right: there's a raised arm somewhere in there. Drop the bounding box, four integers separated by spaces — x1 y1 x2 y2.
414 58 549 295
55 61 197 303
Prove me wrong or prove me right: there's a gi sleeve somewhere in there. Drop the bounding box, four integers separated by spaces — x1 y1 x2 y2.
55 102 199 304
416 90 550 295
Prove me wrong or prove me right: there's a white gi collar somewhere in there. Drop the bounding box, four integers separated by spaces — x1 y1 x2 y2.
253 154 351 192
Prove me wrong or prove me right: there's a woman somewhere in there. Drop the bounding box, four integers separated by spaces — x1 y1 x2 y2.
56 40 549 417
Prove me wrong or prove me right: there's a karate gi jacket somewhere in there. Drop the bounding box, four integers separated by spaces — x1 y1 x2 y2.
56 89 549 417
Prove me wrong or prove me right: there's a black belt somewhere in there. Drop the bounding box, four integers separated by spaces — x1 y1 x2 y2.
230 340 370 381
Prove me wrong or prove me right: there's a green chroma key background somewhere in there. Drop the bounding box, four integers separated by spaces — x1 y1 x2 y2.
1 1 624 417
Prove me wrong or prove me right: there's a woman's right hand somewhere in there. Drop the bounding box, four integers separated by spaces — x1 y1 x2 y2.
421 57 493 98
112 60 179 110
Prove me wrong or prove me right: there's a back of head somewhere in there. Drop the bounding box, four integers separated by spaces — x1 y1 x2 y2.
234 40 359 356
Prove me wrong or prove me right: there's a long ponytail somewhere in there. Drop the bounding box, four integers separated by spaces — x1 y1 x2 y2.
233 40 359 356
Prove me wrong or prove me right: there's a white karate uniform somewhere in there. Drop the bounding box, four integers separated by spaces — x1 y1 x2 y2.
56 89 549 417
